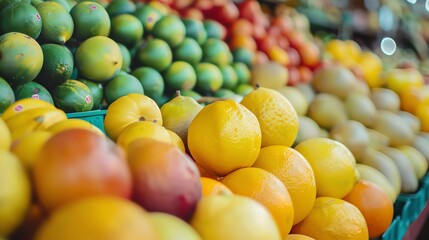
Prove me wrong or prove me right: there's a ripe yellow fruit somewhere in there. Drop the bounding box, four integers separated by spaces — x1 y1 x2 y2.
116 121 171 150
11 131 52 170
0 118 11 150
291 197 368 240
166 129 186 153
200 177 232 197
47 119 103 136
1 98 56 122
188 100 261 177
190 195 282 240
383 68 424 95
221 167 294 237
253 145 316 225
295 138 359 198
286 234 315 240
241 86 298 147
149 212 201 240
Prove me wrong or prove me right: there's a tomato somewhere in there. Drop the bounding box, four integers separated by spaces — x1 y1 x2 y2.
208 2 239 26
286 30 306 49
271 16 293 35
277 36 290 50
229 34 257 51
256 35 276 53
238 0 262 23
253 24 267 40
229 18 253 37
286 47 301 67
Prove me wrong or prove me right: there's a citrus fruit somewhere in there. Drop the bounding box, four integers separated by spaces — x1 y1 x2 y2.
133 3 163 34
110 14 143 48
330 120 370 161
166 129 186 153
343 180 393 238
188 100 261 177
152 15 186 47
241 86 299 147
164 61 197 91
104 93 162 141
70 1 110 40
161 93 203 146
232 62 251 85
398 145 428 180
358 51 383 88
77 79 103 110
312 65 357 99
276 86 308 116
295 138 359 198
36 1 73 44
383 68 424 95
203 19 226 39
400 86 429 114
173 38 203 65
0 77 15 112
220 65 239 90
34 196 158 240
0 117 11 150
355 164 397 202
372 110 415 146
344 93 377 128
137 38 172 72
0 151 31 237
294 116 320 146
370 88 400 112
234 83 254 96
291 197 368 240
47 119 103 136
53 80 93 113
307 93 347 129
131 67 164 99
116 121 171 150
106 0 136 17
200 177 232 196
10 130 52 170
190 195 282 240
33 129 132 210
253 145 316 225
232 47 254 68
0 32 43 86
221 167 294 237
416 98 429 132
183 18 207 45
36 43 74 88
194 62 223 93
202 38 231 67
149 212 201 240
75 36 122 82
104 73 144 104
286 234 315 240
0 2 42 39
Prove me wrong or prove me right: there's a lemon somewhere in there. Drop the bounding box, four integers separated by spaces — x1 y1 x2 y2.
276 86 308 116
0 118 11 151
116 121 171 150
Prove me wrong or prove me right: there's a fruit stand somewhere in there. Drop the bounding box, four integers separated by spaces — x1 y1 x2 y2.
1 0 429 239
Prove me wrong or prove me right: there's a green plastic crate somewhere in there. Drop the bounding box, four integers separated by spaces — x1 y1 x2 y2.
66 110 107 133
396 186 427 224
380 216 402 240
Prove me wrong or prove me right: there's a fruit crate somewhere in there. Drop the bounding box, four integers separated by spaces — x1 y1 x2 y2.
66 110 107 133
379 215 402 240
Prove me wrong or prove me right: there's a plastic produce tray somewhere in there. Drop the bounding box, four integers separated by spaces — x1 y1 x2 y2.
66 109 107 133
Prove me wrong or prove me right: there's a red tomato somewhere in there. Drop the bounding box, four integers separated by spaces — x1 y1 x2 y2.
208 2 239 26
238 0 262 22
256 35 276 53
277 36 290 50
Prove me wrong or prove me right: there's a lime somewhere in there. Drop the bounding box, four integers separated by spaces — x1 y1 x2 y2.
203 20 225 39
152 15 186 48
137 38 172 72
164 61 197 92
53 79 93 112
0 0 31 9
0 77 15 113
0 2 42 39
106 0 136 17
195 63 223 93
173 38 202 65
75 36 122 82
110 14 143 48
0 32 43 86
183 18 207 45
214 89 237 98
131 67 164 99
48 0 75 11
133 3 163 34
220 65 239 90
104 73 144 104
202 39 231 67
36 43 74 88
180 90 202 101
78 79 103 110
36 1 73 44
232 62 251 85
235 83 254 96
70 1 110 40
14 81 54 104
118 43 131 72
232 48 254 68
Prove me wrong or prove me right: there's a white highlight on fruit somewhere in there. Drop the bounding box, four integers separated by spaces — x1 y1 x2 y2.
380 37 397 56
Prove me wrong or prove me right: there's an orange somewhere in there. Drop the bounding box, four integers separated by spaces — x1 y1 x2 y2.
221 167 294 237
116 121 171 150
358 51 383 88
253 145 316 225
229 34 257 51
188 100 261 177
200 177 232 196
190 194 282 240
291 197 369 240
241 86 299 147
267 46 289 66
400 86 429 114
295 138 359 198
286 234 315 240
34 196 159 240
343 180 393 238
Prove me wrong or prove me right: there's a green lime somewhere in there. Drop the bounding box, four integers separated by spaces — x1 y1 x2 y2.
195 63 223 93
164 61 197 92
183 18 207 45
203 20 225 39
75 36 122 82
232 48 254 68
106 0 136 17
220 65 238 90
0 2 42 39
232 62 251 85
118 43 131 72
14 81 53 104
214 88 236 98
70 1 110 40
202 38 231 67
173 38 202 65
0 32 43 86
131 67 164 99
0 0 30 9
48 0 75 11
35 43 74 88
234 83 254 96
133 3 163 34
104 73 144 104
137 38 172 72
180 89 202 101
110 14 143 48
78 79 103 110
0 77 15 113
53 79 93 112
36 1 73 44
152 15 186 48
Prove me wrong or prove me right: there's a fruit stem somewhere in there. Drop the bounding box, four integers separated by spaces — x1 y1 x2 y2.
255 83 260 88
139 116 145 121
